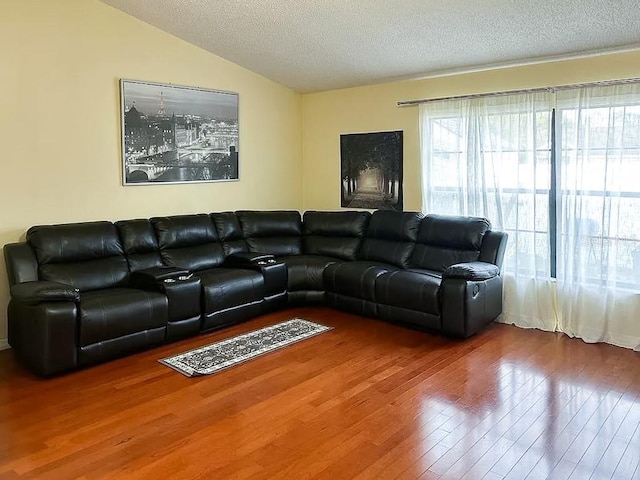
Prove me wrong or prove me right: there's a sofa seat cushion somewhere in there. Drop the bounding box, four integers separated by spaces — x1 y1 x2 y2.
197 268 264 314
324 261 399 302
79 288 168 347
279 255 342 291
376 270 442 315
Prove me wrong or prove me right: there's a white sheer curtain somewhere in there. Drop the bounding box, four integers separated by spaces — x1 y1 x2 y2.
419 86 640 350
555 84 640 348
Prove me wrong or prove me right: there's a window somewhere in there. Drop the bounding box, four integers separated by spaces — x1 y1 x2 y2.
421 86 640 290
421 93 554 279
557 92 640 289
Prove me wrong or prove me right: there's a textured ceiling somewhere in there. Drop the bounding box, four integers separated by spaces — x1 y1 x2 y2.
100 0 640 93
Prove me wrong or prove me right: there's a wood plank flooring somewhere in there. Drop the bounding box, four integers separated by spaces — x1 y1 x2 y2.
0 307 639 479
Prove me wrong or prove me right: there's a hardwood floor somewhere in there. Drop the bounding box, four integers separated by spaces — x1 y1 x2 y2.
0 307 639 480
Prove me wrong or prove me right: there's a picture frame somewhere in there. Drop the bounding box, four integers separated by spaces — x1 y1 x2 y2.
120 79 239 185
340 130 403 211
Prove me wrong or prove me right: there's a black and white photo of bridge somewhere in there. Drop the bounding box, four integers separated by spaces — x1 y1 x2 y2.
340 130 403 210
121 80 239 185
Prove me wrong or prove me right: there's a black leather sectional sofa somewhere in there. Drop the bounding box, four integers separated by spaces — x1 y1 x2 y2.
3 210 507 376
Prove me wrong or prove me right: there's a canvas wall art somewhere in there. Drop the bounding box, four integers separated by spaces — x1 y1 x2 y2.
340 130 403 210
120 80 239 185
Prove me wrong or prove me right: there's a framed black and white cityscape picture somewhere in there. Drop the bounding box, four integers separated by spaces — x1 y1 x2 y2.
340 130 403 211
120 79 239 185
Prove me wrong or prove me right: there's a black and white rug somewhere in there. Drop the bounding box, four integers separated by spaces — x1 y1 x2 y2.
159 318 332 377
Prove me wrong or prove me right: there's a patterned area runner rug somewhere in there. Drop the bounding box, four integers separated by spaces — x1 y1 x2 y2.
159 318 332 377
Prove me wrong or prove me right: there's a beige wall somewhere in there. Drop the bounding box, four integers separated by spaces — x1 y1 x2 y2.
302 50 640 212
0 0 303 343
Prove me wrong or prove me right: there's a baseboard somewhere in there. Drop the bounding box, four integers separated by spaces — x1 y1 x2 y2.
0 339 9 351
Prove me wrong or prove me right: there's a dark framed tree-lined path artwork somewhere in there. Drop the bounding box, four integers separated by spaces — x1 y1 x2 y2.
340 130 403 210
120 79 239 185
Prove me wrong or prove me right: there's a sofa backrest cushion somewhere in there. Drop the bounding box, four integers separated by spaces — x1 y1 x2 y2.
151 214 224 271
236 210 302 256
26 222 129 291
302 211 370 260
116 219 163 272
411 214 491 271
358 211 423 268
211 212 248 256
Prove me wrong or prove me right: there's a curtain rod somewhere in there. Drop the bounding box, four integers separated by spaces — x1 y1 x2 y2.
397 77 640 107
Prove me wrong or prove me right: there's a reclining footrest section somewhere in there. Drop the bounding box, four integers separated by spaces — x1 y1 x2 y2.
78 288 168 367
131 266 202 341
375 270 442 331
198 268 265 331
323 261 395 318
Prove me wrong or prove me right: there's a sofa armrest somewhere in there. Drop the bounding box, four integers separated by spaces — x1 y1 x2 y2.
224 252 277 268
10 281 80 304
440 274 503 338
131 266 191 282
443 261 499 281
130 266 192 290
129 267 200 326
8 282 80 376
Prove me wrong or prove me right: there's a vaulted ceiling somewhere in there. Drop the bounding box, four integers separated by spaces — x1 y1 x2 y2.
100 0 640 93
